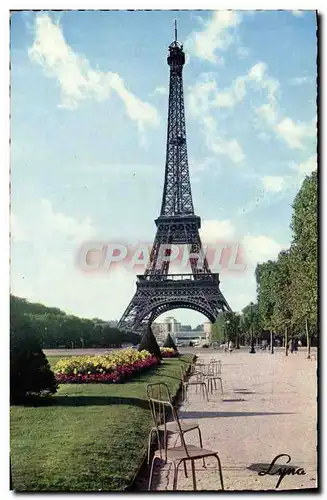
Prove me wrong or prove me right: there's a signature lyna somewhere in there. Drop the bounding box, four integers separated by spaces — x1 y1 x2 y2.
258 454 306 488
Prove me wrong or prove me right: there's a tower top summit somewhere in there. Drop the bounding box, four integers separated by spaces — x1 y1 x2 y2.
168 20 185 67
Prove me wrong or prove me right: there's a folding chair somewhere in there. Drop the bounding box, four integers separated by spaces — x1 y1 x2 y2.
146 382 204 466
180 364 209 402
148 384 224 491
202 360 224 395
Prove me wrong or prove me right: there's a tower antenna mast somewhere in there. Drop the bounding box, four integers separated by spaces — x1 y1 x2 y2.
174 19 177 42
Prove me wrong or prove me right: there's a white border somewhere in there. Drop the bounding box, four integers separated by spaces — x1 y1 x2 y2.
3 2 323 499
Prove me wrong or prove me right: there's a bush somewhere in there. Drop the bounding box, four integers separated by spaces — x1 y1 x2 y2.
138 326 162 359
10 309 58 404
163 333 178 351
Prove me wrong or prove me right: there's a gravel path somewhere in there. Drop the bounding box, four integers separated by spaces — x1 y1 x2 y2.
148 350 317 492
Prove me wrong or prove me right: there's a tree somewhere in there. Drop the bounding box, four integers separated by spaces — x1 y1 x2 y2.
289 171 318 358
211 311 240 344
138 325 162 359
163 333 178 350
10 300 58 404
241 303 261 340
256 261 279 353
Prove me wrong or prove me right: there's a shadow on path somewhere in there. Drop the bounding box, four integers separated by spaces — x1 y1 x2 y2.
233 390 256 395
222 399 247 402
180 411 295 419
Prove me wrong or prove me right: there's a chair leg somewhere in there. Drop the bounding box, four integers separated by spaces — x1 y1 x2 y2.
164 430 168 462
183 459 188 478
215 454 224 490
172 461 180 490
148 456 157 491
197 427 206 468
191 460 197 491
203 382 209 401
147 429 154 464
155 428 162 459
219 378 224 395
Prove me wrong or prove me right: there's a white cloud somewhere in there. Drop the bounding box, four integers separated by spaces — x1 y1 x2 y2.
290 154 317 176
256 103 278 125
188 78 217 117
214 76 247 108
200 219 236 243
28 13 159 133
243 235 285 266
261 176 286 193
248 62 266 82
237 46 249 59
152 86 167 96
185 10 242 63
292 10 305 17
11 213 28 242
257 132 271 142
248 62 279 100
275 117 316 149
11 199 136 321
203 115 245 163
189 61 279 121
290 76 312 85
40 199 97 243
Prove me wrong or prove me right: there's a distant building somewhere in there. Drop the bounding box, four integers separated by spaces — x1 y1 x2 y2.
162 317 181 334
180 324 192 332
152 317 213 345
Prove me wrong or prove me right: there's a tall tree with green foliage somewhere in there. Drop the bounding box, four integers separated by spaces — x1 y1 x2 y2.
241 302 261 344
289 171 317 358
211 311 240 344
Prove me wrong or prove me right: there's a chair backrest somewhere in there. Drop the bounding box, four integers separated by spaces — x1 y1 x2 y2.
147 384 191 457
146 382 172 429
210 359 222 376
201 363 214 377
180 364 187 382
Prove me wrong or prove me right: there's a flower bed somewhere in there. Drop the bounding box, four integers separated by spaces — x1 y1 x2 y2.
160 347 179 358
54 348 159 384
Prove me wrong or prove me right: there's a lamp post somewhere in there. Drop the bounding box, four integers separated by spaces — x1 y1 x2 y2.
249 303 256 354
225 319 230 349
236 324 241 349
236 313 241 349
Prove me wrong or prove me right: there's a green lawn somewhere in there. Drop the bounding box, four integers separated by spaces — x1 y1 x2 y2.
10 355 193 492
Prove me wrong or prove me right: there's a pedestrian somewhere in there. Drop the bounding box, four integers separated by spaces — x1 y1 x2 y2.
228 340 234 353
289 339 294 354
298 339 302 348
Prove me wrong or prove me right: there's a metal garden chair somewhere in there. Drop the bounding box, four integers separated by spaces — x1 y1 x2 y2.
147 384 224 491
146 382 204 465
180 364 209 402
201 360 224 395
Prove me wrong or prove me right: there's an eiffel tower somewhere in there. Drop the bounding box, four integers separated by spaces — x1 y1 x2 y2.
117 23 231 335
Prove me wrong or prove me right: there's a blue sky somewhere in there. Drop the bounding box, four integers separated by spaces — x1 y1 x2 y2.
10 10 317 326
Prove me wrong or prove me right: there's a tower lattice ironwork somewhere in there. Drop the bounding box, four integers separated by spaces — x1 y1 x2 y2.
117 25 231 335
